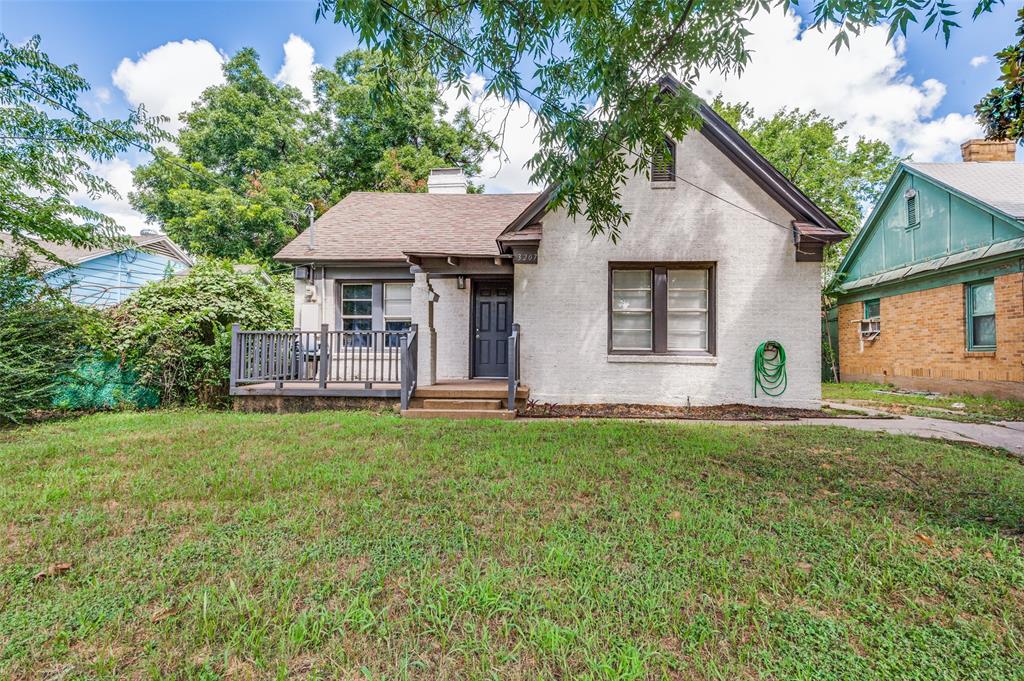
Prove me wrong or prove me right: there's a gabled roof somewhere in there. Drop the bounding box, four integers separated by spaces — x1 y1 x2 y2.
274 192 541 263
905 162 1024 220
498 74 846 247
835 162 1024 284
0 231 193 272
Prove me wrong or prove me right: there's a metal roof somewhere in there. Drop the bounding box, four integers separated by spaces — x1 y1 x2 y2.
905 162 1024 220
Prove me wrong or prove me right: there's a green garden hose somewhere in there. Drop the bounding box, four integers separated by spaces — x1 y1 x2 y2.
754 341 787 397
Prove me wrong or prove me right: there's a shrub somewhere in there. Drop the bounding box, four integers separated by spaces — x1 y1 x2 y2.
105 259 291 405
0 254 91 424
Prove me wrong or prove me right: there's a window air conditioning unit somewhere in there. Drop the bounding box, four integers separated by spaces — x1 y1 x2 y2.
859 319 880 341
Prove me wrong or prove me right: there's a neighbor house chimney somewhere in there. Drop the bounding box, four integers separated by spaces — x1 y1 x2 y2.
960 139 1016 162
427 167 468 194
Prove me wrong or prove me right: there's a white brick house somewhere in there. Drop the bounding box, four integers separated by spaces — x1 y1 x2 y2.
256 77 846 414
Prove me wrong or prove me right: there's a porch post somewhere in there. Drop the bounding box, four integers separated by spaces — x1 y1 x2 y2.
411 271 437 386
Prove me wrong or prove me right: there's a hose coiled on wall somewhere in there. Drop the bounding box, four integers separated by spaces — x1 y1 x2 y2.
754 341 787 397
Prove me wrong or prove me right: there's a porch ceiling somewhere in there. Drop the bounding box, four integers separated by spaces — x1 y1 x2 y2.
404 251 513 276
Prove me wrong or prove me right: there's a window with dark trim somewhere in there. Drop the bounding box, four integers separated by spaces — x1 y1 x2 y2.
651 137 676 182
609 263 715 354
966 280 996 350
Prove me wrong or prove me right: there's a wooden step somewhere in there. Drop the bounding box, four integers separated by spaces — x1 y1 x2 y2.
414 384 529 401
400 408 517 420
421 398 504 410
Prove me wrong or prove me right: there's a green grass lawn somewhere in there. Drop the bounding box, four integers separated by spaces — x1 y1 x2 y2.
823 382 1024 423
2 411 1023 679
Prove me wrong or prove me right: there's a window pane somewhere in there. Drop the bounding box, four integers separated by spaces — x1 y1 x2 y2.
668 289 707 310
384 298 411 317
343 300 372 316
612 329 652 350
342 284 372 300
612 290 653 310
668 269 707 290
864 299 880 319
385 319 411 347
612 269 651 290
343 318 372 347
972 314 996 347
612 311 652 330
972 283 995 316
667 311 708 351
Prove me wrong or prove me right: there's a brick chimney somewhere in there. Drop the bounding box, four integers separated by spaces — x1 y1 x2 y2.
960 139 1016 162
427 167 468 194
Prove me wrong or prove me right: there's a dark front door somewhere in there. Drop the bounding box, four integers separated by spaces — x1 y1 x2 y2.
472 279 513 378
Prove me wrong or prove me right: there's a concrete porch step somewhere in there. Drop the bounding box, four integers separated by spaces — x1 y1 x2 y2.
400 408 517 420
420 398 504 410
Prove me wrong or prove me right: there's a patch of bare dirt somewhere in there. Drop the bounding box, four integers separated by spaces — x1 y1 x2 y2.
520 402 828 420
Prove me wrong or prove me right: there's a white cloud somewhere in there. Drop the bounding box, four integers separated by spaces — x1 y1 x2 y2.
695 10 982 161
970 55 989 68
71 158 150 234
112 39 226 131
95 87 112 104
443 73 543 193
274 34 317 104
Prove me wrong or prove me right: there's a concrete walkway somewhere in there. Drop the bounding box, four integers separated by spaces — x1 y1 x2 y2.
797 403 1024 455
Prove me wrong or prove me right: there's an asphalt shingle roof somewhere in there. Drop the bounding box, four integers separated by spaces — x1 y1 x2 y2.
274 192 542 262
906 162 1024 219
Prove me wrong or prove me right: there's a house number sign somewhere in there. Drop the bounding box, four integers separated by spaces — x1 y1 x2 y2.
513 250 538 264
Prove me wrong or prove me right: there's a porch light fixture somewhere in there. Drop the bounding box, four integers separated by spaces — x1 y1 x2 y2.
457 275 466 290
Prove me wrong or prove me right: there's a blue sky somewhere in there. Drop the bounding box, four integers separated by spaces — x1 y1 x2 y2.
1 0 1020 229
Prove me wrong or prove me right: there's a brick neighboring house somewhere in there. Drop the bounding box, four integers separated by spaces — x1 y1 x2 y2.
833 140 1024 399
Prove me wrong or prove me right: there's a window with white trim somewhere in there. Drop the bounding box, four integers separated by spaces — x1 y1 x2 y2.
383 282 412 347
341 283 372 346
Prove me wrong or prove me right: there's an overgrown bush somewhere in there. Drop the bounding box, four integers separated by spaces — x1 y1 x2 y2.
105 259 291 405
0 254 92 424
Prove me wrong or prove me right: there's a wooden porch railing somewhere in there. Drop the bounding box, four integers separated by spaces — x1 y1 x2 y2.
507 323 520 410
229 323 417 400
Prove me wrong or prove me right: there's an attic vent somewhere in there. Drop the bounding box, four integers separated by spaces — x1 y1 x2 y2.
651 137 676 182
905 188 919 228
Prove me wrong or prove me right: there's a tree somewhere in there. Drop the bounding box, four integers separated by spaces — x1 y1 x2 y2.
0 34 165 256
975 8 1024 144
131 49 324 261
132 48 494 261
0 253 92 423
314 0 999 240
714 100 900 277
312 49 493 200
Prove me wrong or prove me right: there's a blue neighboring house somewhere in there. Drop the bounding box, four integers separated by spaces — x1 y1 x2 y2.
2 230 193 307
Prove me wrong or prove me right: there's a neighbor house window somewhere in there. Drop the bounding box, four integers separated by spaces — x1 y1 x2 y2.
383 282 412 347
863 298 880 320
966 280 996 350
651 137 676 182
609 264 715 354
341 283 373 346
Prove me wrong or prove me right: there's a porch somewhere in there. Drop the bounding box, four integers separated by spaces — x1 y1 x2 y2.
228 322 524 415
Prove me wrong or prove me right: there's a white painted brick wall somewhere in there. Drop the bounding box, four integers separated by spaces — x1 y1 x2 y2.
432 278 471 380
514 132 824 408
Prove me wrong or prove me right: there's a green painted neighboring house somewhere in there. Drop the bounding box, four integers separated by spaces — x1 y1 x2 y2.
833 140 1024 398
